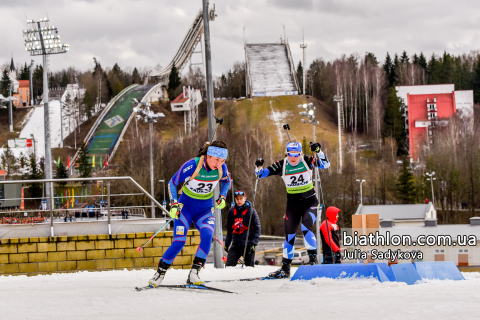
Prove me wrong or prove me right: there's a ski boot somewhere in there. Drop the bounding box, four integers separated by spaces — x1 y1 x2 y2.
268 258 291 278
148 260 170 288
308 250 318 265
187 257 206 286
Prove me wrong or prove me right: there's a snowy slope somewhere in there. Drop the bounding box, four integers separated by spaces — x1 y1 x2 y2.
246 44 297 94
0 266 479 320
0 86 95 161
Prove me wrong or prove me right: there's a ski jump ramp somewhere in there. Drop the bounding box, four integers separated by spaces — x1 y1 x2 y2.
245 42 299 97
69 84 164 168
151 7 216 81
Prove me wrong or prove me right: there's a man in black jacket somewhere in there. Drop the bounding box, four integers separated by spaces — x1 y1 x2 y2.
224 190 261 267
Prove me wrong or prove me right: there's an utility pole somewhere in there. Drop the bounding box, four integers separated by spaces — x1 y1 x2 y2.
300 29 307 95
29 60 34 106
58 95 64 148
333 95 343 173
426 172 436 205
203 0 223 269
356 179 366 205
8 86 13 132
149 121 154 218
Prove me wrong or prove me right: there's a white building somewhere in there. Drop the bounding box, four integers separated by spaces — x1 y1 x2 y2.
355 203 436 227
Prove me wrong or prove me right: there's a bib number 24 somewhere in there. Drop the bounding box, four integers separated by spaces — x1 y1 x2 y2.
290 175 304 184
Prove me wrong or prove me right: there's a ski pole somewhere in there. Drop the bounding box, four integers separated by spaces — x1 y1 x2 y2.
136 217 173 252
242 167 261 267
312 147 334 264
213 235 244 265
282 123 291 140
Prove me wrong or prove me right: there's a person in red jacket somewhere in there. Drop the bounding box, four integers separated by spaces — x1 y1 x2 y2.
320 206 341 264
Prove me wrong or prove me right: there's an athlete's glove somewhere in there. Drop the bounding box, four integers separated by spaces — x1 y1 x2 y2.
268 161 281 173
310 142 321 153
169 203 183 219
255 158 264 167
249 245 256 254
216 196 226 209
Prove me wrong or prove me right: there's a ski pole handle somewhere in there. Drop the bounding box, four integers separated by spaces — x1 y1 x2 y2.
136 217 174 252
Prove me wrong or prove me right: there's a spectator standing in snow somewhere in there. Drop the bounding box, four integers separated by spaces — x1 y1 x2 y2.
224 190 261 267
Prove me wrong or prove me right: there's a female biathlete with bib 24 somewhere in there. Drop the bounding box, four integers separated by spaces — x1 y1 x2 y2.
148 141 231 287
255 140 330 278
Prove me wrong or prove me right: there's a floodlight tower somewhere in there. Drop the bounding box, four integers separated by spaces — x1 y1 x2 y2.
23 18 70 213
298 103 318 141
132 98 165 218
300 29 307 95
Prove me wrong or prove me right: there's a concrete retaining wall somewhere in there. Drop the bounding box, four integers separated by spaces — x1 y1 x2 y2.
0 230 200 276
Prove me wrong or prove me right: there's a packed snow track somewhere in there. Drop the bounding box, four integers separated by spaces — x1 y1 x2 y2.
1 266 479 319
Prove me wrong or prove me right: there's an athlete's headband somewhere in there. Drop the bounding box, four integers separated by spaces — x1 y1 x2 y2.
207 146 228 159
286 142 302 153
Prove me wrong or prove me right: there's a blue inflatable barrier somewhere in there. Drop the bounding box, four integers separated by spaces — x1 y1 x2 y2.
368 262 390 275
290 264 390 282
384 263 422 285
414 261 465 281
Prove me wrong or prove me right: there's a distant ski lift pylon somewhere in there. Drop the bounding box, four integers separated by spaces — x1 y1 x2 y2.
171 86 202 135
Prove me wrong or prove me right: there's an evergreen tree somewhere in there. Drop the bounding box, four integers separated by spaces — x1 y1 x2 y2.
396 157 416 204
473 59 480 103
383 53 394 87
77 142 92 178
412 53 419 65
0 69 12 97
33 65 43 100
55 161 69 186
365 52 378 66
18 63 29 80
0 145 17 179
168 62 181 101
427 54 440 84
418 52 427 70
60 73 69 87
383 86 407 154
400 51 409 64
112 79 124 97
297 61 303 94
82 89 95 118
26 153 43 198
132 67 140 84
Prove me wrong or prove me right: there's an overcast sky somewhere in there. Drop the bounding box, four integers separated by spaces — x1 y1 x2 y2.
1 0 480 75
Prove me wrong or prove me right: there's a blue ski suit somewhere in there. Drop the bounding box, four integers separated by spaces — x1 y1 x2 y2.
161 157 230 265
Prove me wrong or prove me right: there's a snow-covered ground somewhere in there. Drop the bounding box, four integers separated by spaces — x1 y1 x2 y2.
1 266 479 320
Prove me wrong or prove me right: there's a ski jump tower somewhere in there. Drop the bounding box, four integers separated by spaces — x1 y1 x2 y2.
245 40 299 97
171 86 202 135
152 7 216 83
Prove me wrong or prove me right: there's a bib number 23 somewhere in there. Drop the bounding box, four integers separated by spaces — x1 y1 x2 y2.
197 183 213 192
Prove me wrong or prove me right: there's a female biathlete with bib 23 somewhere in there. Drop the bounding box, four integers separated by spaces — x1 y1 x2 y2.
255 140 330 278
148 141 231 287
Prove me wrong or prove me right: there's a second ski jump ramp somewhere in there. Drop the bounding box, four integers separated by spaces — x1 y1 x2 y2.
245 43 299 97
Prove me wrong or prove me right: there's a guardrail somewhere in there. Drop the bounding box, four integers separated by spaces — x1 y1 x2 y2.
285 41 300 93
0 176 169 237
